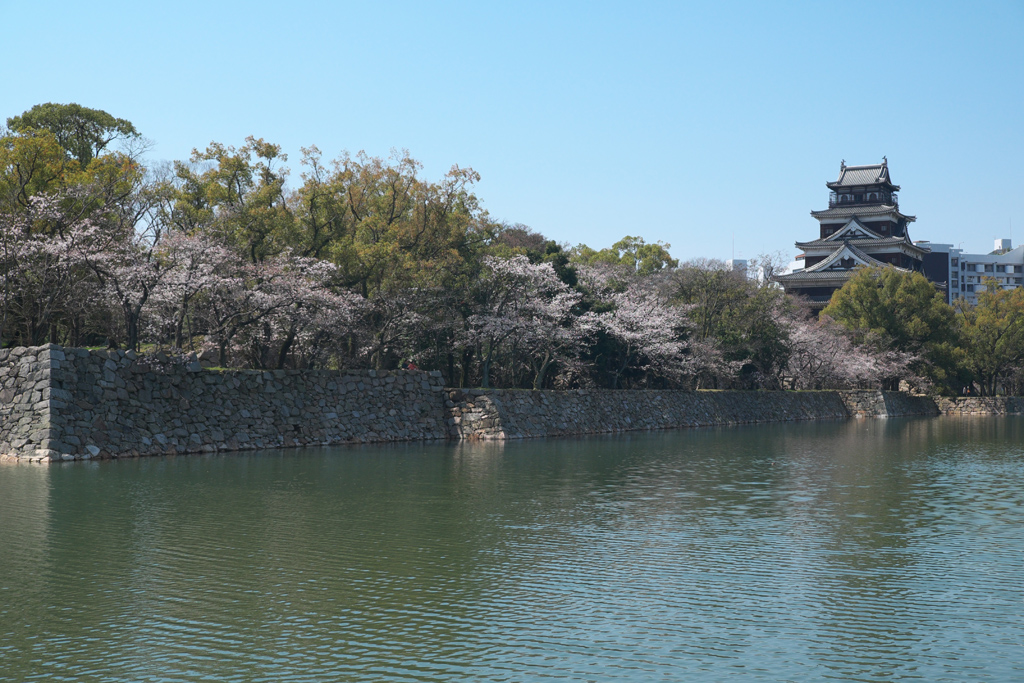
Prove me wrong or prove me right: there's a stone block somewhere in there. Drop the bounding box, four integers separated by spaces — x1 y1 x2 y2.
29 427 59 442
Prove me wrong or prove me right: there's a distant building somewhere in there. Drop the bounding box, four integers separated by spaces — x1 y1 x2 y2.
776 159 932 309
726 258 747 273
917 239 1024 305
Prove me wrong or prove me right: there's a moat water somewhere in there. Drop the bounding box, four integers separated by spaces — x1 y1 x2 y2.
1 417 1023 682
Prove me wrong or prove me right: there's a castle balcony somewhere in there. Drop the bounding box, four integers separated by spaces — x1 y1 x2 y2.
829 191 898 208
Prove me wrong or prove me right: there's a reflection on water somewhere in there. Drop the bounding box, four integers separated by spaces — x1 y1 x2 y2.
1 417 1023 681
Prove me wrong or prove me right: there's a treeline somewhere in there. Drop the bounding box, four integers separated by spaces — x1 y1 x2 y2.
1 103 1020 395
822 267 1024 396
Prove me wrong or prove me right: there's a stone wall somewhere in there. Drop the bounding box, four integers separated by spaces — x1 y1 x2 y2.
446 389 944 441
838 390 940 418
447 389 845 440
2 345 447 462
0 347 61 462
4 344 1018 462
934 396 1024 415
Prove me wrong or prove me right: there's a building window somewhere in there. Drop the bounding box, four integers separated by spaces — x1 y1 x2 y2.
952 281 959 289
985 264 994 272
966 284 975 292
952 258 959 266
1016 266 1024 273
1016 278 1023 284
997 265 1006 273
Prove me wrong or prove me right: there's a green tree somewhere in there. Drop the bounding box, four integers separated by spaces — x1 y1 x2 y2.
7 103 139 168
571 236 678 275
0 128 70 210
285 149 494 373
1 123 146 229
954 279 1024 395
305 149 491 298
283 145 354 259
670 259 747 341
670 259 791 388
822 266 958 389
170 137 292 263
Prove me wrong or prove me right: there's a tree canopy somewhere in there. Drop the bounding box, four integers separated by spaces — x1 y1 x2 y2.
823 266 956 351
571 236 678 275
5 101 1024 395
954 280 1024 395
7 102 140 168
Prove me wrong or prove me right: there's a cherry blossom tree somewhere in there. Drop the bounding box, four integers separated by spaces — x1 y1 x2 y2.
357 287 429 371
784 316 860 389
75 228 175 351
190 255 252 366
579 267 693 388
783 314 919 390
0 195 98 345
465 255 589 388
196 250 359 368
239 253 360 369
146 232 240 349
521 288 593 389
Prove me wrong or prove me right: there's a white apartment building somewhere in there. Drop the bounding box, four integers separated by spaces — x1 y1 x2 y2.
920 239 1024 305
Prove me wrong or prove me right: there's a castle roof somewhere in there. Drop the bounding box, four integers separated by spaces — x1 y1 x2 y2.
826 160 900 191
794 218 928 255
775 242 912 284
810 203 916 222
795 236 922 251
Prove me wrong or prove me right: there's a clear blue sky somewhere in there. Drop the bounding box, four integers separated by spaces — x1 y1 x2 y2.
3 1 1022 261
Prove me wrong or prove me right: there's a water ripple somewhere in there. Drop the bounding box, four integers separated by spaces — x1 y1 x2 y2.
1 417 1023 681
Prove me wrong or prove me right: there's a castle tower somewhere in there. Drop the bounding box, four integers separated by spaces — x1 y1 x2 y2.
775 159 930 309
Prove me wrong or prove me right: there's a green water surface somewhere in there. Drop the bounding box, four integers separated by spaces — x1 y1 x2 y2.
1 416 1023 681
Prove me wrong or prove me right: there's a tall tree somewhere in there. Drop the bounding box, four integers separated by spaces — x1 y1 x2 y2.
579 266 699 389
571 235 678 275
172 137 292 263
954 280 1024 395
669 259 748 341
0 129 70 210
823 266 958 390
7 103 139 168
464 256 563 388
823 267 955 350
